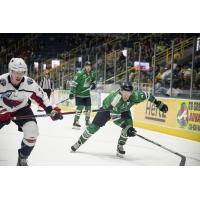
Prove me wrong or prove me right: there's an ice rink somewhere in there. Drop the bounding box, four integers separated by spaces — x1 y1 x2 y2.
0 106 200 166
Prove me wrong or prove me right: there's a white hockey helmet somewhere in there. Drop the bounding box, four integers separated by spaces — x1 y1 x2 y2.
8 58 27 75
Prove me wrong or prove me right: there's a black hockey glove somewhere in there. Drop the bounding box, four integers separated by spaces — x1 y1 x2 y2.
50 107 63 121
154 100 168 113
69 93 74 99
90 82 96 90
126 127 137 137
46 106 63 121
121 123 137 137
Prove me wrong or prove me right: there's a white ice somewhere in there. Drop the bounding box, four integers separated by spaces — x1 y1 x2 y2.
0 105 200 166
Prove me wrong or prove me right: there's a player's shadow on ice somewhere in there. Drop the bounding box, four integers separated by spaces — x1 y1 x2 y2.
72 150 181 165
72 150 146 163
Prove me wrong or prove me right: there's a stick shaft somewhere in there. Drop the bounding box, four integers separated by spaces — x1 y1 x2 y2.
13 108 106 120
135 133 186 166
55 98 69 105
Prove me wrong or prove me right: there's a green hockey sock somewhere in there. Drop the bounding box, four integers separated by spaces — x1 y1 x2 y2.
118 125 131 145
78 123 100 144
85 106 91 123
74 105 84 122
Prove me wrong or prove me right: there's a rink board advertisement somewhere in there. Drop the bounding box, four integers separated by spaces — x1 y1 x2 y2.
133 98 200 142
53 91 200 142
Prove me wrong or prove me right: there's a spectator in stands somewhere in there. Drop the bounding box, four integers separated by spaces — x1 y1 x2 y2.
155 66 165 83
119 51 126 64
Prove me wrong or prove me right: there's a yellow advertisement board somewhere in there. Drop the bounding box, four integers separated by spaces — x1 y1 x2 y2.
133 98 200 142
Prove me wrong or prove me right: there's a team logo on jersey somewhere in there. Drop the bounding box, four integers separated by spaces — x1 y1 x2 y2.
0 91 12 98
0 79 6 86
27 78 33 85
2 97 23 108
120 102 130 112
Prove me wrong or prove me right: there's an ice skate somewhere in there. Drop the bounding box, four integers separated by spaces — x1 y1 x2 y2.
71 141 81 152
116 144 125 158
72 121 81 130
17 150 28 166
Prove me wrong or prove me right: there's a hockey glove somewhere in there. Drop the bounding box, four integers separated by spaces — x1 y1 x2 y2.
69 93 74 99
154 100 168 113
0 113 12 125
50 107 63 121
90 82 96 90
126 127 137 137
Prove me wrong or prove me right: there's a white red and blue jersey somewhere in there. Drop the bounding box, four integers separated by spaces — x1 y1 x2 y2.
0 73 51 114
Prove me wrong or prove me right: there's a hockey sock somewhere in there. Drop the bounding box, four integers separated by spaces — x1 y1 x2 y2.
74 105 84 122
85 106 91 123
19 140 35 157
78 123 100 144
0 123 6 129
118 125 132 145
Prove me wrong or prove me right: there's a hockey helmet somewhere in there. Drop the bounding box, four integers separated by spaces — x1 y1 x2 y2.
8 58 27 75
84 61 92 67
120 81 133 92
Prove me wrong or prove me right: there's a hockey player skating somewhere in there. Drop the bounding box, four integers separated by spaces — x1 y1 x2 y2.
69 61 96 129
0 58 63 166
71 81 168 158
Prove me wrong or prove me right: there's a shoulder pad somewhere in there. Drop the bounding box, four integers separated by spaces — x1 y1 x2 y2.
0 78 6 86
138 91 146 100
74 71 82 79
27 78 34 85
77 71 83 75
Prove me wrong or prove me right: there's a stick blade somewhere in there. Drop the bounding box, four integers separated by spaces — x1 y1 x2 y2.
179 156 186 166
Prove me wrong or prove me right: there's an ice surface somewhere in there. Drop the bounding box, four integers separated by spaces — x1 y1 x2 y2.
0 105 200 166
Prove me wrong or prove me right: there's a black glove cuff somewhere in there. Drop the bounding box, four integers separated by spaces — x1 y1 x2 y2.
45 106 53 114
91 83 96 90
154 99 160 107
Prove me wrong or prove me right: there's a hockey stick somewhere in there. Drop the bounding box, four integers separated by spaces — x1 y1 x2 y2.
55 98 69 105
55 83 95 106
13 108 107 120
135 133 186 166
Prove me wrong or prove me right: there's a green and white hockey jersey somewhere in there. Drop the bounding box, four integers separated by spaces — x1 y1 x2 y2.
103 89 156 114
70 70 96 98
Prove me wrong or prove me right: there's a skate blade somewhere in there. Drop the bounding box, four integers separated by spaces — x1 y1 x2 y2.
116 152 124 158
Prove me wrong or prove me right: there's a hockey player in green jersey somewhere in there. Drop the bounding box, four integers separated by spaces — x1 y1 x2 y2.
69 61 96 129
71 81 168 157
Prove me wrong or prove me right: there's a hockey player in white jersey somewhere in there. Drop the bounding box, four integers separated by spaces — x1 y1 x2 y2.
0 58 63 166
